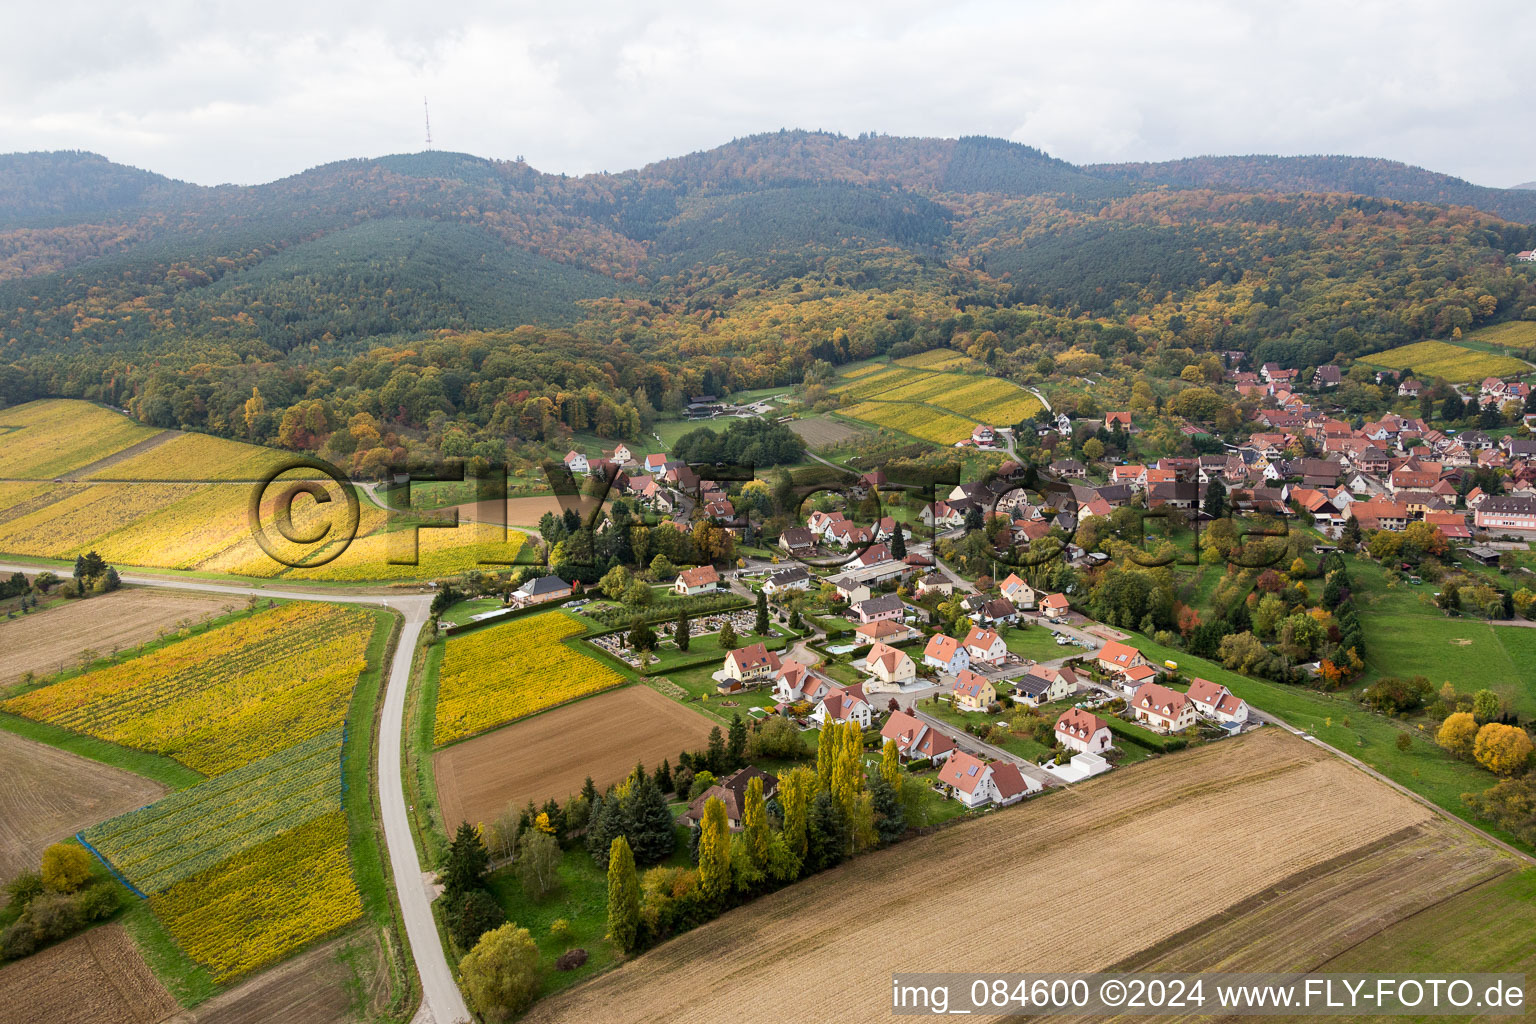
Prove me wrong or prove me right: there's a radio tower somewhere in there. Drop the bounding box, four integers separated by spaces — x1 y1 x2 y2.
423 97 433 151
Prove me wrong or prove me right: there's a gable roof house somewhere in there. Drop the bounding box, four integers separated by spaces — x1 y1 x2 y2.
1097 640 1149 678
721 643 782 684
674 564 721 595
922 633 970 675
863 641 917 687
937 752 1039 808
513 575 572 606
1185 678 1249 725
963 626 1009 666
682 766 780 829
812 683 873 728
881 711 957 763
951 670 997 712
1130 682 1197 733
1055 708 1113 754
850 593 906 625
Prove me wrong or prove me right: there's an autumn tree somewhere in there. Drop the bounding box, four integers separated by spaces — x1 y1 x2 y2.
1436 712 1479 760
698 796 731 899
461 924 542 1021
1474 723 1534 776
39 844 91 893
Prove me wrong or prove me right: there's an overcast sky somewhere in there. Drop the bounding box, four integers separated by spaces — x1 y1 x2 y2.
3 0 1531 188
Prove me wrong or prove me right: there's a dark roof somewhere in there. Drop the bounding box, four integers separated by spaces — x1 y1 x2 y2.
520 575 569 595
1015 674 1052 698
854 593 906 615
1482 496 1536 514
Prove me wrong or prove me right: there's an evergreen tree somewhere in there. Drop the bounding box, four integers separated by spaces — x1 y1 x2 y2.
443 822 490 901
627 775 678 866
869 775 905 845
585 794 621 867
581 776 597 804
606 836 641 953
655 758 673 796
698 797 732 899
539 798 566 841
706 726 727 773
718 619 737 649
726 714 747 769
1201 478 1226 519
675 607 690 652
890 524 906 560
807 791 849 872
755 590 769 635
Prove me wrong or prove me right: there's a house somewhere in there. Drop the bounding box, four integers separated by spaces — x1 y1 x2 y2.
856 618 918 646
937 752 1039 807
972 423 998 447
827 575 872 605
915 574 954 599
1097 641 1149 677
721 643 782 684
1398 379 1422 398
1348 498 1410 532
562 450 590 476
850 593 906 625
864 641 917 686
920 501 965 529
825 520 874 549
512 575 572 606
963 626 1009 666
1014 670 1071 707
762 566 812 596
851 542 894 569
1049 459 1088 479
1312 365 1343 389
806 509 847 538
999 573 1037 609
1104 411 1134 432
1517 250 1536 262
681 767 779 829
1038 592 1070 620
951 670 997 712
674 565 721 595
1475 496 1536 535
772 662 832 706
1130 682 1197 733
881 711 957 763
777 527 816 557
605 443 635 466
643 452 668 474
812 683 873 728
976 597 1020 626
1055 708 1113 754
1185 678 1249 725
922 633 970 675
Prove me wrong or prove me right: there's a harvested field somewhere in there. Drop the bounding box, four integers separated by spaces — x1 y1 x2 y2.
0 588 231 685
787 416 865 448
520 729 1450 1024
0 729 168 882
0 922 178 1024
188 933 388 1024
432 494 564 528
435 685 716 831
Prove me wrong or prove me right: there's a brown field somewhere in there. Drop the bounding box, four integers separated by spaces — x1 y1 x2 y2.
787 416 865 448
0 588 232 685
187 933 390 1024
435 685 716 831
519 728 1507 1024
0 730 168 882
0 923 178 1024
433 494 564 528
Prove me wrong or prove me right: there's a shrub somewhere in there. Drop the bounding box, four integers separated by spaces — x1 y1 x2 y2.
548 918 574 948
0 921 37 960
1436 712 1479 760
747 716 806 760
77 882 119 922
1474 723 1535 776
39 844 92 894
448 889 507 949
4 871 44 909
904 758 931 772
22 892 84 942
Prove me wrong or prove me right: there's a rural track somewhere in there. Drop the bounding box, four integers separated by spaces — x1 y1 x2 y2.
0 563 472 1024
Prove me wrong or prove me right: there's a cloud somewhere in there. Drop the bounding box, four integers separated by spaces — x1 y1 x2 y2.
1 0 1530 187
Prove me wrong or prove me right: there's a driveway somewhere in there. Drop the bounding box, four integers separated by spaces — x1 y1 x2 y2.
907 706 1058 790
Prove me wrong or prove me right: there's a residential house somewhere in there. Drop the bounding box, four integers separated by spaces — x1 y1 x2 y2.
674 565 721 595
1475 496 1536 535
1398 379 1422 398
951 670 997 712
1097 640 1149 678
915 574 954 599
772 662 831 706
963 626 1009 666
806 509 847 538
938 752 1038 808
920 500 965 529
562 450 590 476
1105 411 1134 432
851 542 894 569
999 573 1038 609
1055 708 1113 754
778 527 817 557
864 641 917 687
1039 593 1070 620
1185 678 1249 725
812 683 873 728
1014 670 1071 707
1129 682 1197 733
721 643 782 685
976 597 1021 626
856 619 919 647
682 767 779 829
850 593 906 625
1049 459 1088 479
512 575 571 606
1312 365 1343 389
1348 498 1410 532
923 633 970 675
762 566 812 596
828 575 872 605
643 452 668 474
881 711 957 763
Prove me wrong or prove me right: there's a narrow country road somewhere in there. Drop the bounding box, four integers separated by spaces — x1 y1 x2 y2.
0 563 471 1024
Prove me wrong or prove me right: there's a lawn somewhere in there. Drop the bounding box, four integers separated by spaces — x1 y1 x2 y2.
641 622 797 674
438 597 506 626
920 699 1055 763
1003 625 1075 663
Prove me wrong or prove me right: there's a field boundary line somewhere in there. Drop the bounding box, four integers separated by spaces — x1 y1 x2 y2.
76 832 147 899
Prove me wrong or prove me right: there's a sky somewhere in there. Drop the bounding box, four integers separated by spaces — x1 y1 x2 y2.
3 0 1532 188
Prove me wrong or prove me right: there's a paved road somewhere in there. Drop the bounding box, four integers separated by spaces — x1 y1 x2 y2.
0 563 470 1024
908 707 1057 789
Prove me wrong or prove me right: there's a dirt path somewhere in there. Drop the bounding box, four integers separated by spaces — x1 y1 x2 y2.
60 430 180 481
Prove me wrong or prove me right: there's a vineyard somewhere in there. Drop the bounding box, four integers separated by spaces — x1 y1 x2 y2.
151 811 362 981
1369 340 1529 382
895 350 985 372
2 602 375 776
82 728 344 894
282 523 529 582
88 431 295 481
0 483 206 559
0 400 160 479
839 401 978 444
832 363 1043 442
434 611 627 745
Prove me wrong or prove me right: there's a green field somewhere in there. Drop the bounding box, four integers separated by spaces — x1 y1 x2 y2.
1004 625 1075 663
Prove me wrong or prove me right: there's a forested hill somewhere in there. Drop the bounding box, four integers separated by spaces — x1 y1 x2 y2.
1090 154 1536 225
2 130 1536 474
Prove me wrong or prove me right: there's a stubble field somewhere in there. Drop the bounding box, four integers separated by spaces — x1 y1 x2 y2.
0 588 232 685
0 729 168 882
434 684 715 831
0 923 178 1024
518 728 1518 1024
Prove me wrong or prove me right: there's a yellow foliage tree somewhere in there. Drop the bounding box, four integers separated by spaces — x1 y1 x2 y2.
1436 712 1479 760
698 796 731 899
1474 723 1534 776
41 843 92 893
